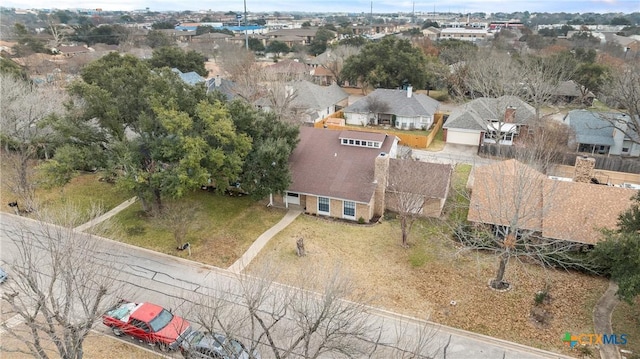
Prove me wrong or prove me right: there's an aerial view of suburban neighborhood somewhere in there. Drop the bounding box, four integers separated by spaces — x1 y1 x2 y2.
0 1 639 358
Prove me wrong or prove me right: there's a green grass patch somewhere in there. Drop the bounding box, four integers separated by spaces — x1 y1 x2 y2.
32 172 133 225
612 297 640 358
108 191 287 268
446 164 472 223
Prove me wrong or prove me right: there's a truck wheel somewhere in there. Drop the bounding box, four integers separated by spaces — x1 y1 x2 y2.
157 342 169 352
112 327 124 336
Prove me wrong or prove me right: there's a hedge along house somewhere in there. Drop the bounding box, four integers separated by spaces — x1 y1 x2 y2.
270 127 453 222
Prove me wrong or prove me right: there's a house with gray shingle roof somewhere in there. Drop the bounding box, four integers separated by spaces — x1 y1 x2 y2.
171 68 205 86
256 80 348 123
552 80 595 106
443 96 535 147
289 80 348 123
271 127 452 222
342 87 440 130
563 109 640 157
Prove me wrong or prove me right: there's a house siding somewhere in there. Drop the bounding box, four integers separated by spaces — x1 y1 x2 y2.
395 115 432 130
329 198 342 218
344 112 369 126
356 202 372 222
306 196 318 215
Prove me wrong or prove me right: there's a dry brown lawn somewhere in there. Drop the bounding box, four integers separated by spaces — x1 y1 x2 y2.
246 214 607 357
1 325 163 359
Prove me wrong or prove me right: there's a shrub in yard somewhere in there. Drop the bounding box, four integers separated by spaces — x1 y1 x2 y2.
358 217 365 224
534 290 549 305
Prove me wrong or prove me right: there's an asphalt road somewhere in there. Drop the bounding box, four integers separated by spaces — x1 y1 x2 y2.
0 212 573 359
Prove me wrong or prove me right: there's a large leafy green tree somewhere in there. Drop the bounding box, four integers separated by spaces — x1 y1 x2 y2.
120 100 251 212
591 192 640 303
308 28 335 55
148 46 208 76
340 36 429 89
227 100 298 200
46 53 250 213
146 30 173 48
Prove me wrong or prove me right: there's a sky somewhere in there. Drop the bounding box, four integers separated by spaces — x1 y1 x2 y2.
2 0 639 15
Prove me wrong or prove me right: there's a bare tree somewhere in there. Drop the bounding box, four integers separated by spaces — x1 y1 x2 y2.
519 118 573 174
187 264 440 358
460 51 521 100
0 74 67 212
0 205 126 359
386 159 453 247
154 200 201 250
518 55 574 121
363 95 391 126
461 51 572 121
456 149 599 290
318 45 360 85
599 61 640 145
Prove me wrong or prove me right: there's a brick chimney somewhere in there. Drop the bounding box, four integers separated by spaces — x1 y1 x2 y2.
573 156 595 183
504 106 516 123
373 152 390 217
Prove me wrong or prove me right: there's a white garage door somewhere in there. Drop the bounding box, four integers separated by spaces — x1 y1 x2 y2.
446 130 480 146
286 192 300 205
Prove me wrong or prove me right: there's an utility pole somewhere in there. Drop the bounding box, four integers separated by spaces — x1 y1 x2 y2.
244 0 249 50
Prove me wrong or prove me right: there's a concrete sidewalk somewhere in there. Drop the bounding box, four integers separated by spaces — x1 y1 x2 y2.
74 197 138 232
593 281 621 359
228 209 302 273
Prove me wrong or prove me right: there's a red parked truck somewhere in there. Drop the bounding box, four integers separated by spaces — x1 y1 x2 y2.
102 300 192 351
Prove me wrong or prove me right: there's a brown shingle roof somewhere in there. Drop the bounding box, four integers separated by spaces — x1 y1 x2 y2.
468 159 637 244
468 159 545 231
543 181 635 244
288 127 394 203
388 159 452 199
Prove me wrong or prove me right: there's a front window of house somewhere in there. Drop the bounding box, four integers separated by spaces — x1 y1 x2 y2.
343 201 355 219
318 197 330 214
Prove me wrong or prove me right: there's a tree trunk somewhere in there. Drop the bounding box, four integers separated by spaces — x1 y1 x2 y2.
401 216 408 248
296 238 306 257
492 252 510 289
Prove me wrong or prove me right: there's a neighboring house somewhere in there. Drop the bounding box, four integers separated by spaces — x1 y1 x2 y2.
171 68 205 86
439 28 489 42
421 27 441 41
255 80 348 123
563 109 640 157
288 80 348 123
206 75 238 100
386 159 452 217
443 96 536 147
310 66 334 85
265 27 335 46
271 127 452 221
191 32 233 43
156 29 196 42
264 59 311 81
552 80 595 106
343 87 440 130
468 158 637 246
56 45 92 56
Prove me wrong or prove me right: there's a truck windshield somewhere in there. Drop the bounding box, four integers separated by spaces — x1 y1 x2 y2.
149 309 174 332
